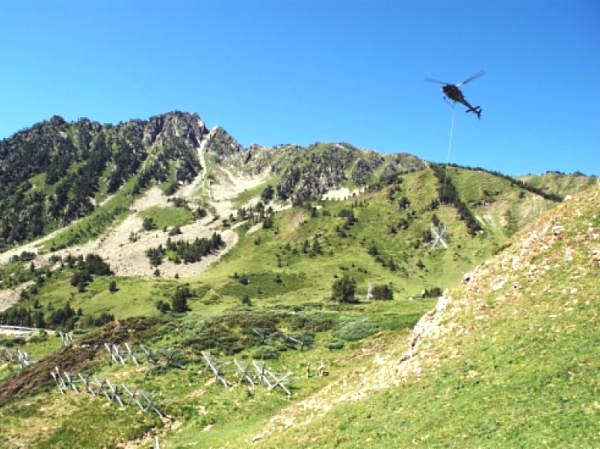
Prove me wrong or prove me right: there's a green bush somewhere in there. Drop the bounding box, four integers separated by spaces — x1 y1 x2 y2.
327 341 345 350
253 345 281 359
331 274 357 303
371 283 394 300
142 216 157 231
334 318 379 341
290 312 335 332
172 285 192 313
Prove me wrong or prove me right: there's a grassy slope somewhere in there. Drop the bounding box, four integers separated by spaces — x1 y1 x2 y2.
518 172 597 198
256 186 600 449
139 205 194 229
0 167 570 449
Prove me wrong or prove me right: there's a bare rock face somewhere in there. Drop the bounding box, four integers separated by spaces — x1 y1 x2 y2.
204 126 243 161
143 111 207 149
276 143 365 203
352 152 385 185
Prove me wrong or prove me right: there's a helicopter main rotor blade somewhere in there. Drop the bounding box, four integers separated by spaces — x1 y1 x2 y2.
424 77 448 85
457 70 485 86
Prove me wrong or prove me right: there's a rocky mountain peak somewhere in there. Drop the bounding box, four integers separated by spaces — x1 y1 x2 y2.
143 111 206 148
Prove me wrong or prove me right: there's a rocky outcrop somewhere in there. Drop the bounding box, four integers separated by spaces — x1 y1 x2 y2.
143 111 206 149
274 143 426 203
351 152 385 185
204 126 243 162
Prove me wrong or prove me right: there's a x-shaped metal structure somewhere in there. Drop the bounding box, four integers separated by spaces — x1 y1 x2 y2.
1 348 31 368
58 331 74 346
50 366 163 417
201 351 229 388
430 224 448 250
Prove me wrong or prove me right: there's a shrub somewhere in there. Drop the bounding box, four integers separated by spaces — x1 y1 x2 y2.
146 247 164 266
327 341 345 350
82 312 115 327
156 300 171 314
261 185 274 202
142 216 157 231
331 274 357 303
48 302 78 330
195 207 207 219
371 283 394 300
290 312 335 332
172 285 192 313
253 345 280 360
239 274 250 285
334 318 379 341
422 287 443 298
84 254 112 275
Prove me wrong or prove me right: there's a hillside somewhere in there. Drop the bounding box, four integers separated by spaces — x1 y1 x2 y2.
251 185 600 448
518 171 597 198
0 112 590 449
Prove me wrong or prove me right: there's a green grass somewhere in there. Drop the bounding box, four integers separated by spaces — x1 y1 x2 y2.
231 180 274 208
207 170 505 303
517 172 597 197
139 205 195 229
0 332 62 382
250 187 600 449
0 296 434 449
17 272 179 321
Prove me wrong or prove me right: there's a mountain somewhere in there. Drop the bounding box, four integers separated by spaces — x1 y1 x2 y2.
0 112 596 449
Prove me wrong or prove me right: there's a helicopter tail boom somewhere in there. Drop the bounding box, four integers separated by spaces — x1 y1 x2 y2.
465 106 482 119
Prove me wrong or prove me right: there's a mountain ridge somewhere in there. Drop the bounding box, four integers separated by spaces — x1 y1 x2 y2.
1 111 586 252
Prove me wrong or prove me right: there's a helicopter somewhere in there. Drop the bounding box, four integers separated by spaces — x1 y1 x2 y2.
425 70 485 118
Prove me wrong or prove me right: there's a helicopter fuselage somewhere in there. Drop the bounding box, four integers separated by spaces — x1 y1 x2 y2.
442 84 465 102
442 84 481 118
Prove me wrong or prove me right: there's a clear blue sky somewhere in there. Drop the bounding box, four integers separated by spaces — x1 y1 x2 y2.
1 0 598 175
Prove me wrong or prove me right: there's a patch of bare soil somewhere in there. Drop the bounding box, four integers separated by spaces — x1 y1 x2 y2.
321 186 366 201
211 166 271 219
0 281 34 313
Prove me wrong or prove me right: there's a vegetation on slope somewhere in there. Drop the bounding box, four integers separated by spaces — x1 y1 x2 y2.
0 112 204 250
254 186 600 449
518 170 598 198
